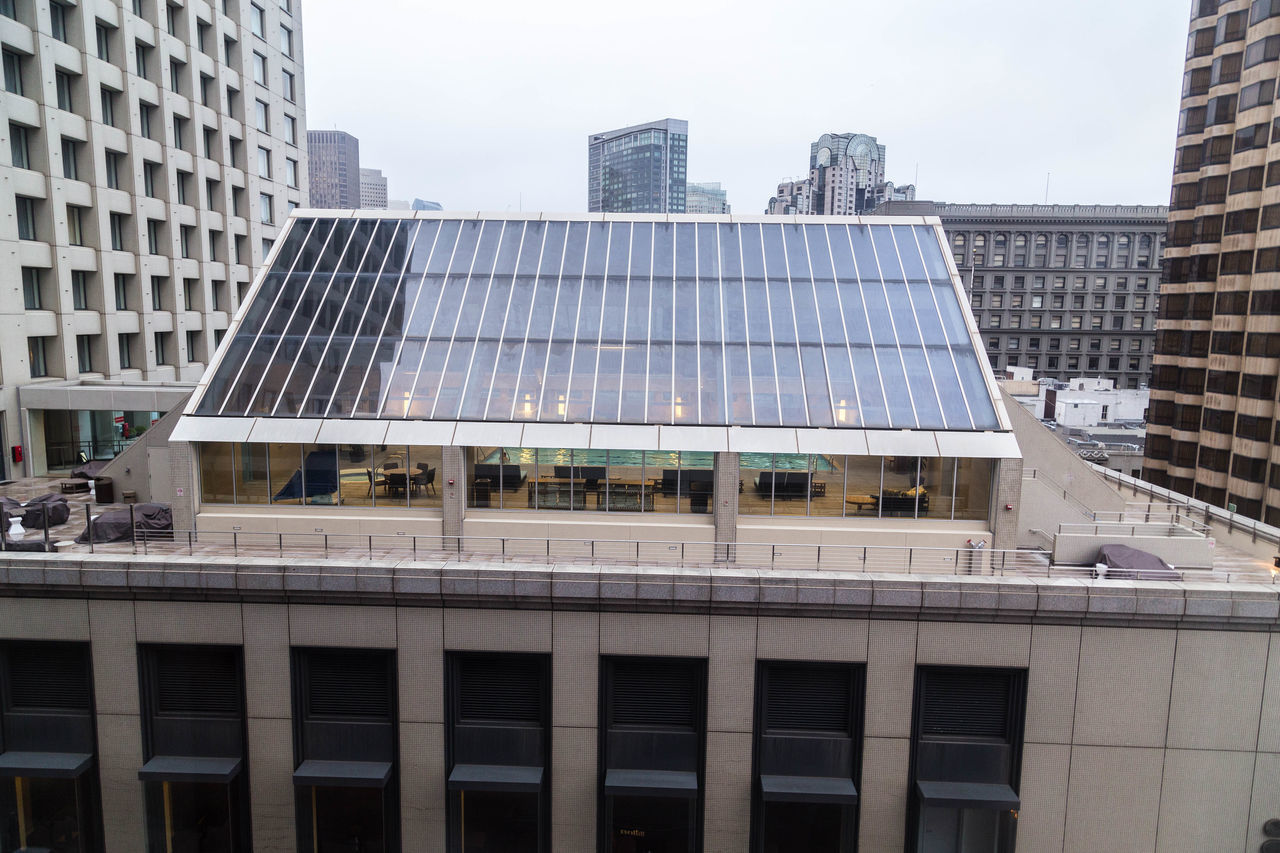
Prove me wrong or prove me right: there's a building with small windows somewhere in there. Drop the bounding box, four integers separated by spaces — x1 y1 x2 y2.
360 167 388 209
686 180 730 214
306 129 359 208
1143 0 1280 525
877 201 1168 391
768 133 911 216
587 118 688 213
0 0 307 479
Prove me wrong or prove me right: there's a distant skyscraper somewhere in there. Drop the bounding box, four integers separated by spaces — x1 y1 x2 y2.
412 198 444 211
307 130 361 208
686 182 730 214
588 119 688 213
768 132 903 215
359 168 388 209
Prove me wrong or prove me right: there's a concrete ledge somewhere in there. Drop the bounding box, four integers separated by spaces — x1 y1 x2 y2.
0 553 1275 630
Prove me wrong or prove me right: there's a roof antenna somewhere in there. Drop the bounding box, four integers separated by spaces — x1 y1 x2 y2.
1044 172 1051 204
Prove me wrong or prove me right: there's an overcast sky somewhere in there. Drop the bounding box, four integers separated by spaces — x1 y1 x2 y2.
301 0 1189 213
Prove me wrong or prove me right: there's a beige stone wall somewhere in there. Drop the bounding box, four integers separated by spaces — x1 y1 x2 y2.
3 596 1277 853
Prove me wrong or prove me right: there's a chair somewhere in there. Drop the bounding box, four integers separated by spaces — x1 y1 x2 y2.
416 463 437 496
386 472 409 497
367 468 387 497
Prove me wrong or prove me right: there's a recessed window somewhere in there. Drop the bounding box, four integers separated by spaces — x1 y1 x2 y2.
71 270 89 309
252 51 266 84
50 2 70 42
119 333 134 368
284 113 297 145
114 273 130 309
55 70 74 110
279 24 292 56
60 136 78 180
255 99 269 132
28 336 48 377
259 192 273 224
76 334 93 373
16 196 36 240
101 87 117 126
286 157 298 187
282 69 294 101
257 145 271 178
22 267 42 309
140 102 156 139
96 23 111 60
9 122 30 169
2 49 23 96
66 205 85 246
250 3 264 36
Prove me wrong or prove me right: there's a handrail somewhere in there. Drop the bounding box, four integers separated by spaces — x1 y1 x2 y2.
1091 465 1280 548
1021 468 1098 520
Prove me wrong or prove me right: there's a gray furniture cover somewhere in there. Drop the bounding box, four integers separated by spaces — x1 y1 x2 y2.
75 502 172 544
1097 544 1181 580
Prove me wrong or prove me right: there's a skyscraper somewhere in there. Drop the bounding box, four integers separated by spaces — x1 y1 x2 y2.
768 132 910 215
587 118 688 213
1142 0 1280 523
307 130 361 208
360 167 388 209
686 181 730 214
0 0 306 477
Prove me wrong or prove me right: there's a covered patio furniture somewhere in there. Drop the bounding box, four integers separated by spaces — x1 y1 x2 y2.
1096 544 1181 580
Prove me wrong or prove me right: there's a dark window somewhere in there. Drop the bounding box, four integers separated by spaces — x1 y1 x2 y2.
139 645 249 853
1245 34 1280 67
1199 445 1231 472
1202 408 1236 434
1199 174 1229 204
1263 204 1280 229
1179 105 1207 136
1216 9 1247 44
1252 0 1280 26
909 668 1026 853
1211 331 1245 354
446 653 549 853
1223 208 1258 234
1189 26 1215 58
1240 79 1275 112
1230 166 1265 193
1205 93 1238 126
601 657 706 853
1204 134 1233 164
1246 332 1280 357
0 642 100 853
1211 51 1243 84
292 648 398 853
1216 291 1250 314
1206 370 1239 395
1236 415 1273 441
752 662 864 853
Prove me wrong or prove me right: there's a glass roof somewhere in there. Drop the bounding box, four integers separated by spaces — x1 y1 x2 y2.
193 216 1000 430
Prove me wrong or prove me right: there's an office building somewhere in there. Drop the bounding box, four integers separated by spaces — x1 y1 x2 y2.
360 167 388 209
768 132 902 215
4 209 1277 852
587 118 687 213
0 0 307 478
412 197 443 211
306 129 359 208
1142 0 1280 524
878 202 1167 390
686 180 730 214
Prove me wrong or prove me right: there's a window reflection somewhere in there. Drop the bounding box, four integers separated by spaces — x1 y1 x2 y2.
303 786 384 853
1 776 87 853
144 781 233 853
455 790 538 853
607 795 692 853
199 443 236 504
760 802 843 853
919 805 1007 853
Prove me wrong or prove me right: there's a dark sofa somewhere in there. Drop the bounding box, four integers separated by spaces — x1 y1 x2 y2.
473 463 526 491
754 471 814 500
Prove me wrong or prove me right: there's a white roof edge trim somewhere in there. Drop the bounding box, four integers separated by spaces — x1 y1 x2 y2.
383 420 459 446
935 431 1022 460
315 420 392 446
170 416 255 443
245 418 323 444
864 430 941 457
519 422 593 450
658 426 729 452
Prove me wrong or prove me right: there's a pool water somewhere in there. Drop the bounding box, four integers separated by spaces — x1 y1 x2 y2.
481 448 835 472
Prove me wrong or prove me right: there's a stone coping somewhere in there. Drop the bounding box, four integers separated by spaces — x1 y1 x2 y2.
0 553 1276 630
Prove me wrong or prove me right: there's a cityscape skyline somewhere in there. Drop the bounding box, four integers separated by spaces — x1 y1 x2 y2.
301 0 1188 213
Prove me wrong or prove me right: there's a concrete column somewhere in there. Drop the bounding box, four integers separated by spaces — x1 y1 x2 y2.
713 452 739 561
87 600 145 853
167 440 196 531
991 457 1024 552
441 445 465 545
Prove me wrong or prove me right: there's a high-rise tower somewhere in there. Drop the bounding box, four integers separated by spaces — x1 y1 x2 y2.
587 118 688 213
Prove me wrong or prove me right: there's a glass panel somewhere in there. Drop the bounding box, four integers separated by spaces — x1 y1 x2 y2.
761 801 844 853
301 444 340 506
267 443 302 504
678 451 713 515
145 781 233 853
902 347 944 428
882 456 923 518
741 453 771 516
875 346 916 428
305 786 384 853
771 453 810 516
749 344 780 426
953 348 1001 429
725 343 753 423
952 458 994 522
606 795 691 853
602 449 651 513
919 805 1002 853
645 450 680 514
843 456 883 518
337 444 374 507
894 224 930 281
811 454 844 517
454 789 538 852
234 443 270 505
200 443 236 503
919 456 949 519
800 345 834 427
914 224 953 281
2 775 88 853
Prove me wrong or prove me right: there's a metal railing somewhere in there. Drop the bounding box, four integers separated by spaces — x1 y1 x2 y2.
1057 521 1204 539
1021 468 1098 520
1091 465 1280 547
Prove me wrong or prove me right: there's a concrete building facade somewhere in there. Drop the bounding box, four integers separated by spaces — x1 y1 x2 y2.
0 0 307 477
1143 0 1280 525
359 166 387 209
879 202 1168 391
587 118 688 213
305 129 357 208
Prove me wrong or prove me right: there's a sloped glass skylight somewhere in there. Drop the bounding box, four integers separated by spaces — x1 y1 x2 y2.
194 216 1000 430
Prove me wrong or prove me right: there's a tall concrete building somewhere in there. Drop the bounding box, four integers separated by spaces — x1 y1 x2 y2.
879 202 1167 391
587 118 687 213
1143 0 1280 523
360 166 387 209
768 132 905 215
685 180 730 214
0 0 307 477
306 129 359 208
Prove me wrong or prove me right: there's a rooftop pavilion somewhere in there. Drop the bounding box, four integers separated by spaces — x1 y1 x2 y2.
166 211 1024 553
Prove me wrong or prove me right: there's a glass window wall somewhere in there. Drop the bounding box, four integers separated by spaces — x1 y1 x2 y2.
144 781 236 853
1 775 94 853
